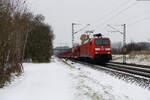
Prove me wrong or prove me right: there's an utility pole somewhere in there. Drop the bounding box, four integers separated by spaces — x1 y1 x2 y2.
122 24 126 64
107 24 126 64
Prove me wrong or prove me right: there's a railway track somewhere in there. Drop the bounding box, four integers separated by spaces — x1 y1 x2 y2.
103 62 150 79
61 58 150 89
68 59 150 80
110 62 150 69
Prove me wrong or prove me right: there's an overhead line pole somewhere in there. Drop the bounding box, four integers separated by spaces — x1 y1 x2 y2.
122 24 126 64
108 24 126 64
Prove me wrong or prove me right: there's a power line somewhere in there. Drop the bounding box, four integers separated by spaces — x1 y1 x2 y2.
128 16 150 26
101 1 138 25
94 0 132 24
74 24 90 34
95 1 139 29
107 24 123 34
92 0 132 33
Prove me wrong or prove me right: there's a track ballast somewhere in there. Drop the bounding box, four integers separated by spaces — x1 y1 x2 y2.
67 59 150 80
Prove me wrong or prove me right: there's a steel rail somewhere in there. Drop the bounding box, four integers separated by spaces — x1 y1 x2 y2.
110 62 150 68
107 63 150 73
67 59 150 79
101 64 150 78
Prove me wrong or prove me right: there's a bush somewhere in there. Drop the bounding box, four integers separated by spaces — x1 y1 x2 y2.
24 15 54 63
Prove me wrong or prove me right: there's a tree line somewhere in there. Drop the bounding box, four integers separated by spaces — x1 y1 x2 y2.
112 41 150 54
0 0 54 87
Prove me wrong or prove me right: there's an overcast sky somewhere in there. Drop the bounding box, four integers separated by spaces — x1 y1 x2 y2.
27 0 150 47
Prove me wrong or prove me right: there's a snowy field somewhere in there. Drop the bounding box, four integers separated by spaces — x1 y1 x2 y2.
112 55 150 65
0 57 150 100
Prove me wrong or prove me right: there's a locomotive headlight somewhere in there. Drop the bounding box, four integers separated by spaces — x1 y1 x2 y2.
95 48 100 51
105 48 111 51
107 52 111 54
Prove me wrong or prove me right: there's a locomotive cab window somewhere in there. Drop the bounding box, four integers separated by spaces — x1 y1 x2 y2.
95 39 110 46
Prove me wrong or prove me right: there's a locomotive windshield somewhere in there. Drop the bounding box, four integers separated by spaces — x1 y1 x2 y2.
95 39 110 46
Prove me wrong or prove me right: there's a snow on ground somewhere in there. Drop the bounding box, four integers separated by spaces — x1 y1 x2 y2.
0 58 73 100
112 55 150 65
0 57 150 100
65 60 150 100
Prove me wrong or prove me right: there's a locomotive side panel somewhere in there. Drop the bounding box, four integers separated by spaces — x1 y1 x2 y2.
80 41 92 58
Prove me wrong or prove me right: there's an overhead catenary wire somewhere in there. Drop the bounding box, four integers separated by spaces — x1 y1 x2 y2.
127 16 150 26
94 0 132 24
90 0 134 33
95 1 139 29
74 24 90 34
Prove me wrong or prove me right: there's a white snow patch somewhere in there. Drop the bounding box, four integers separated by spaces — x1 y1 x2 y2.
0 58 73 100
0 57 150 100
66 60 150 100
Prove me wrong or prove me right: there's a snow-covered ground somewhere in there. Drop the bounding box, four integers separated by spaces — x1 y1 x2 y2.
112 54 150 65
0 57 150 100
0 58 73 100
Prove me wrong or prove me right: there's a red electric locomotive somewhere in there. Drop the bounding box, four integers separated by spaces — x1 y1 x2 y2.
57 33 112 64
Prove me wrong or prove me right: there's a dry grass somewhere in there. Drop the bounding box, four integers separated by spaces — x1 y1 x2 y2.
129 50 150 59
0 64 23 88
112 55 122 60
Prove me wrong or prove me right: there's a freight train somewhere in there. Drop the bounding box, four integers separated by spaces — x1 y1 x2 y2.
57 33 112 64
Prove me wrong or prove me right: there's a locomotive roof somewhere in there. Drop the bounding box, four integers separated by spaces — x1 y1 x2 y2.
93 37 110 39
